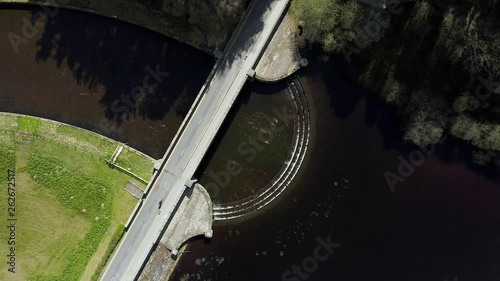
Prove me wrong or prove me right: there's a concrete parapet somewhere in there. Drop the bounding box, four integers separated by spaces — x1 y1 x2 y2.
214 50 223 59
142 169 159 196
184 178 198 189
247 68 256 78
163 183 213 254
125 199 143 230
138 183 213 281
153 159 162 172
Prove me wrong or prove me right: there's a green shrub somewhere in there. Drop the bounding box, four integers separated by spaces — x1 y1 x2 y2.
0 147 15 183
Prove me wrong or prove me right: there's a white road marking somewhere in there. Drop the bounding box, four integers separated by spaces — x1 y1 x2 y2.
211 73 219 84
180 149 186 157
126 245 132 253
144 212 150 221
197 116 204 125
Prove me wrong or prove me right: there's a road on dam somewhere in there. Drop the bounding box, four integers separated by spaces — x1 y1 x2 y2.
100 0 290 280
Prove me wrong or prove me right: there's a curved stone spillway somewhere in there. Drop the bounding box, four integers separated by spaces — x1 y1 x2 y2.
213 76 311 221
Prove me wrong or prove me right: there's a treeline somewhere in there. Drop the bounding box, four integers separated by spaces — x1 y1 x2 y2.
134 0 250 49
291 0 500 165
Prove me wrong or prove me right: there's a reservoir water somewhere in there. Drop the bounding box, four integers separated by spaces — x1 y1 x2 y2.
0 5 214 158
0 6 499 281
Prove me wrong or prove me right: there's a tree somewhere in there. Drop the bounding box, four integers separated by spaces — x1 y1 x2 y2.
445 15 500 76
402 90 448 146
291 0 389 53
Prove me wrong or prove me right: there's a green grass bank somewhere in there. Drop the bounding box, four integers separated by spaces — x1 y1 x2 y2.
0 113 154 281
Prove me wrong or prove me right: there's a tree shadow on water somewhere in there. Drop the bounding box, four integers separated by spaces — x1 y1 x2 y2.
30 6 214 125
318 58 365 119
305 49 500 183
305 53 402 151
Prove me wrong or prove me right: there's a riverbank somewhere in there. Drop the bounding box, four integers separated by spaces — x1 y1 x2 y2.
293 0 500 166
0 112 153 281
170 48 500 281
0 7 215 159
0 0 304 82
0 0 249 53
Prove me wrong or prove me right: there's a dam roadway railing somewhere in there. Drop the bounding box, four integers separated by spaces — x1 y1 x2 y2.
100 1 292 281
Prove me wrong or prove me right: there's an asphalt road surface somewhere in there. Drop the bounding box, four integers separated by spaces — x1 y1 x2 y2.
100 1 289 280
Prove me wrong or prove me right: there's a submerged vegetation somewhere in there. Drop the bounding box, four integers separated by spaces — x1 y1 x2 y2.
292 0 500 165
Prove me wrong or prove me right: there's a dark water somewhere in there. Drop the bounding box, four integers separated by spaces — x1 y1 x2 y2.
0 5 214 158
0 5 296 205
170 58 500 281
195 81 296 204
1 6 500 281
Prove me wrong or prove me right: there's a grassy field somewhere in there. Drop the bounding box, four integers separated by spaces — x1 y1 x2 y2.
0 113 154 281
114 147 154 181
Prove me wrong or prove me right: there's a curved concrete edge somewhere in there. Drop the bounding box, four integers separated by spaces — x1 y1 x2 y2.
164 183 213 253
212 75 311 221
195 183 214 218
0 0 214 54
138 183 213 280
0 111 155 160
255 66 301 83
254 13 303 82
